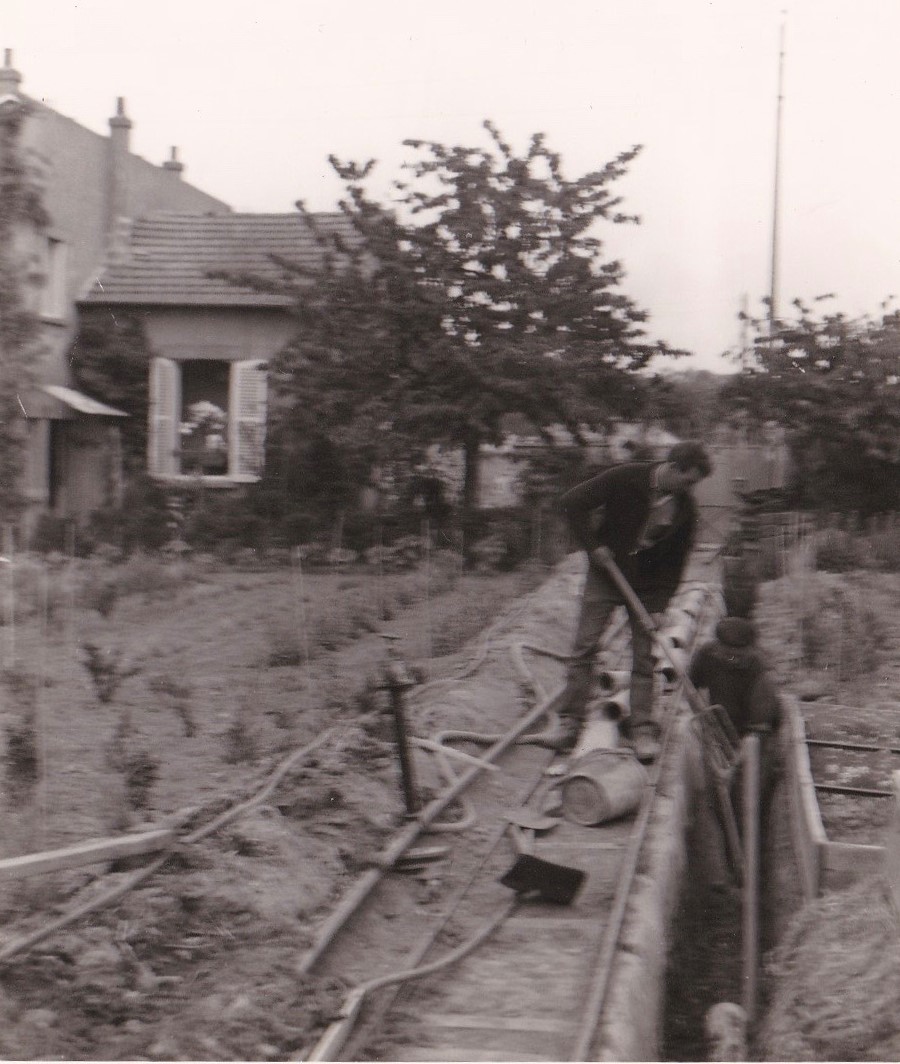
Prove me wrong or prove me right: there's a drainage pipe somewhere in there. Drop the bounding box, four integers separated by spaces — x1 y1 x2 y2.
598 669 630 696
296 686 562 975
741 733 761 1024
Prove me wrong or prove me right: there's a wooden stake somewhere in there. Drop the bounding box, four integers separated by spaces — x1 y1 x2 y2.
741 734 761 1023
291 546 311 670
0 828 175 881
4 524 15 666
36 565 50 848
422 518 432 660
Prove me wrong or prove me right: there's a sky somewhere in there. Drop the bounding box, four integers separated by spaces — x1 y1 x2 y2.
7 0 900 373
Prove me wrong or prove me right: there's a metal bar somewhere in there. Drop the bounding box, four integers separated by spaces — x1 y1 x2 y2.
741 734 760 1023
297 689 561 976
807 738 900 756
0 828 175 881
814 783 893 798
386 676 420 815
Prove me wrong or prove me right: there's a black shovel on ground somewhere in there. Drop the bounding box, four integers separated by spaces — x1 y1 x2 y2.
498 809 586 905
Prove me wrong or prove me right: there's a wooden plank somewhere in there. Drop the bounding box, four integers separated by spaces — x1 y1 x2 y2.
742 734 760 1023
886 772 900 921
420 1012 571 1035
821 840 884 873
0 828 175 880
782 697 822 899
532 840 626 852
391 1049 551 1062
505 915 599 930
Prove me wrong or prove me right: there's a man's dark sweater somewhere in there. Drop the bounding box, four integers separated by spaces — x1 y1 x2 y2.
560 461 697 606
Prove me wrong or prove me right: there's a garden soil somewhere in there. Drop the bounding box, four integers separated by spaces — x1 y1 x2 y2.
0 552 579 1061
1 552 899 1060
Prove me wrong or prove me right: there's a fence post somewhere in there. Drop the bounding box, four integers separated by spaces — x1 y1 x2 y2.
741 733 761 1023
3 524 14 667
885 771 900 922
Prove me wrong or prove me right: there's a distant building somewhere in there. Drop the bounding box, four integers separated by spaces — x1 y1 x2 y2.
0 50 229 528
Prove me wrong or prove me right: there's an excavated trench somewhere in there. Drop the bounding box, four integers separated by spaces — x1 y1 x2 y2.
660 755 805 1060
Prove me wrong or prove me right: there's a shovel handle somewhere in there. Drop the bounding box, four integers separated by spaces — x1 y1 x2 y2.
590 548 707 716
595 548 745 883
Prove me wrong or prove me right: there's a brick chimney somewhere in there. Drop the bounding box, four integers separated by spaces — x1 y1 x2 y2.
162 145 184 178
105 96 132 242
0 49 22 98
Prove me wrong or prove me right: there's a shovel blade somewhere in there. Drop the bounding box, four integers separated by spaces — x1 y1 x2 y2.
499 854 585 905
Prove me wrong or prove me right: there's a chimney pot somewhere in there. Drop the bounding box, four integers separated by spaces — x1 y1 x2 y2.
110 96 132 129
0 49 22 93
106 96 132 239
163 145 184 176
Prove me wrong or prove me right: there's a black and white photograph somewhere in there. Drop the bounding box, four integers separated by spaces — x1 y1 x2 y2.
2 1 900 1059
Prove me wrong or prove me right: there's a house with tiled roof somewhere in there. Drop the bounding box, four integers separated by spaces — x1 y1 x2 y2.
79 211 353 483
1 50 234 529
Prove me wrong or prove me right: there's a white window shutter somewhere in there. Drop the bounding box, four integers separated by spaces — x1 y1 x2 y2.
229 359 268 480
147 357 180 477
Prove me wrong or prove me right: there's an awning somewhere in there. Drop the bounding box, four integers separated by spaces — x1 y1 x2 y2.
21 385 129 420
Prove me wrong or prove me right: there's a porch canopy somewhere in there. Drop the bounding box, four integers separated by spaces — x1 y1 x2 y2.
21 385 128 420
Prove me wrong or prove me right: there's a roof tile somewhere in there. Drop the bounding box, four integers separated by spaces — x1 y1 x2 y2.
80 211 355 306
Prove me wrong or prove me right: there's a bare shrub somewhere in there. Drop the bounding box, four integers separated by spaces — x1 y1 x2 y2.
266 623 304 667
224 698 258 764
866 514 900 571
813 528 865 572
122 748 159 810
81 642 141 704
3 710 38 802
799 577 889 680
147 674 196 737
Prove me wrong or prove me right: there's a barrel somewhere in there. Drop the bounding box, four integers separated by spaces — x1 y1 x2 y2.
561 748 649 826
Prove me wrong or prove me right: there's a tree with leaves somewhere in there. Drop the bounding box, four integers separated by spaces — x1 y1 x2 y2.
69 308 153 472
239 122 683 546
0 95 47 518
722 297 900 515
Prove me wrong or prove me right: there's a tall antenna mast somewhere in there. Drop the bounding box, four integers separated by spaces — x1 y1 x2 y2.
769 18 786 337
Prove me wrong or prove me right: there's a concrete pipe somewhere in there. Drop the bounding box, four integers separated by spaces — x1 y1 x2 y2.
657 646 689 688
658 618 694 650
599 690 630 721
597 669 630 696
665 607 696 629
571 717 620 758
673 587 708 618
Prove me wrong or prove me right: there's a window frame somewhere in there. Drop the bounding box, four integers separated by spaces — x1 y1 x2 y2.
147 356 268 485
40 235 68 322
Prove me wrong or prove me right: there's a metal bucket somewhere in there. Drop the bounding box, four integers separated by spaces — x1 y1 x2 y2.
561 749 649 826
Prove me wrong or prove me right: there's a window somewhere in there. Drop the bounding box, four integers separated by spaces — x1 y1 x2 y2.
148 357 268 482
41 237 67 320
